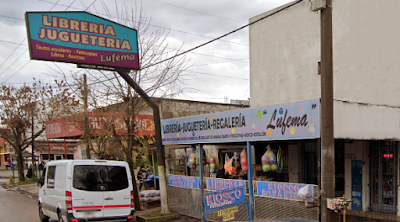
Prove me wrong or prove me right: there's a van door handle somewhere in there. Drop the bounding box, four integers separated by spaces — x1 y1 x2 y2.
104 197 113 200
43 190 46 195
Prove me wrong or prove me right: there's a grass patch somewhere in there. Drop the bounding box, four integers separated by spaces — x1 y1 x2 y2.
144 211 174 217
16 178 37 185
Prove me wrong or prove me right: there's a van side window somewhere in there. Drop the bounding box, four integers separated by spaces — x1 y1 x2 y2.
47 166 56 188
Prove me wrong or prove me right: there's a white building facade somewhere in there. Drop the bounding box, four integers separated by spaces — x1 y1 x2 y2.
250 0 400 219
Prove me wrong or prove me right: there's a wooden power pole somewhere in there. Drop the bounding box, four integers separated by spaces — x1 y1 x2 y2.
320 0 335 221
83 74 91 159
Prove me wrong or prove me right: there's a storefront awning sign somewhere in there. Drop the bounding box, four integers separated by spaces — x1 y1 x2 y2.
161 99 320 145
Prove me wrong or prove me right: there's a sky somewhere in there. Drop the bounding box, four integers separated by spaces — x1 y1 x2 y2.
0 0 293 104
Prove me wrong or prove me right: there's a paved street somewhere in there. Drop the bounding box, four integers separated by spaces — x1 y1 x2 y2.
0 185 56 222
0 181 199 222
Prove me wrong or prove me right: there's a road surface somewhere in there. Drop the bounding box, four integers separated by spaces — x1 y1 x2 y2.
0 186 199 222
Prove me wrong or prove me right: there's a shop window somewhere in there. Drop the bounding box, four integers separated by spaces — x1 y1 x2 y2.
254 143 289 182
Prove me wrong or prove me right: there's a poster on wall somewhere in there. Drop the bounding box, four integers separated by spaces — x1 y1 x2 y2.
351 160 362 210
25 11 139 70
168 175 199 189
206 178 246 191
256 181 314 201
161 99 320 145
203 187 249 222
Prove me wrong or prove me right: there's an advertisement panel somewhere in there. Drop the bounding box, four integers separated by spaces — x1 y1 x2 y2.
203 187 247 211
25 11 139 70
206 178 246 191
161 99 320 145
168 175 199 189
256 181 314 201
45 113 155 139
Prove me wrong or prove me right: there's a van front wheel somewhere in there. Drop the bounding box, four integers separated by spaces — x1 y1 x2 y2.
38 204 49 222
58 212 65 222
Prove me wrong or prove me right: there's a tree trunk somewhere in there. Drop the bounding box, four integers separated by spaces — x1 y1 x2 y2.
17 149 25 181
127 156 141 211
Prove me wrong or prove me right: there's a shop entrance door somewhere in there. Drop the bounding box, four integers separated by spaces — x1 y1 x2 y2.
371 141 397 214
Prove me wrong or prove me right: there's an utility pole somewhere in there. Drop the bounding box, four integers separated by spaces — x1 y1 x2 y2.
320 0 335 221
83 74 91 159
31 103 36 179
117 69 170 215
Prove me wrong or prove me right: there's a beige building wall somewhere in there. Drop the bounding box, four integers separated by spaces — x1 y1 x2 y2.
249 0 400 140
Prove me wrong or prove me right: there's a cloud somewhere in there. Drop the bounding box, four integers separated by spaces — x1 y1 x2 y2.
0 0 292 103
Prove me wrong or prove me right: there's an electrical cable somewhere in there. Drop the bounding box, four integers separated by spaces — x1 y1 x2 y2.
141 0 302 69
149 0 242 23
36 0 248 46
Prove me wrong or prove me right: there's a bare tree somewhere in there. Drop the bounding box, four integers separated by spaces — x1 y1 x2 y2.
0 80 79 181
57 2 192 211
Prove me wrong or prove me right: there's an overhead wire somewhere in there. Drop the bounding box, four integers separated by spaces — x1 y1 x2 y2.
149 0 242 23
36 0 248 46
0 0 90 82
0 0 298 91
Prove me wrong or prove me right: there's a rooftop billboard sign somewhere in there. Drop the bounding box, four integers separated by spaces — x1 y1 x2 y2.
25 11 139 70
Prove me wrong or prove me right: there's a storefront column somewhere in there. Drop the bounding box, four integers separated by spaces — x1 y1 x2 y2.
198 144 205 222
247 141 254 221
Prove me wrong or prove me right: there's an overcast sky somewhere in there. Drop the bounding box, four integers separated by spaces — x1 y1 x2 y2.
0 0 293 104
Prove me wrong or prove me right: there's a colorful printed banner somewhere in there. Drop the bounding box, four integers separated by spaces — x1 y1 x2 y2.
25 11 139 70
161 99 320 145
206 178 246 191
168 175 199 189
204 187 247 212
256 181 314 201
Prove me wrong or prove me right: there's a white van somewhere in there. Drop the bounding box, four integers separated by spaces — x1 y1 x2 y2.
38 160 135 222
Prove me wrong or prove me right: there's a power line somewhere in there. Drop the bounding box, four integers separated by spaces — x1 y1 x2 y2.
150 0 242 23
0 0 80 82
49 0 61 10
0 14 24 21
141 1 301 69
36 0 248 46
0 39 28 46
186 71 248 80
0 49 29 76
0 37 248 64
85 0 98 11
3 60 31 82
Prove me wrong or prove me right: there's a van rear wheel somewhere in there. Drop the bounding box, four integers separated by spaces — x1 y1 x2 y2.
58 212 65 222
38 204 49 222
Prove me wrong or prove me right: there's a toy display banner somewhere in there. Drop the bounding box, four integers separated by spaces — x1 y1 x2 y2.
206 178 246 191
161 99 320 145
204 187 247 212
168 175 199 189
256 181 314 201
25 11 139 70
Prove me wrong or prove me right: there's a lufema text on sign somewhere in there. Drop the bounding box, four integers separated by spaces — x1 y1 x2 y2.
38 15 133 51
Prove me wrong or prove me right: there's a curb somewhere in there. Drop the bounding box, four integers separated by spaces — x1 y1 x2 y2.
136 213 180 222
0 183 38 200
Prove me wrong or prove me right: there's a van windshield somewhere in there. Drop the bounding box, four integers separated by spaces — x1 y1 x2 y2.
73 165 129 192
